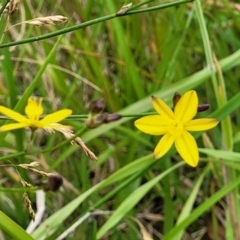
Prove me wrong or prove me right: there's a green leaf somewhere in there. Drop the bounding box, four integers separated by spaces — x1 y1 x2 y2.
199 148 240 162
32 154 155 239
173 166 210 240
0 211 34 240
162 176 240 240
96 162 184 239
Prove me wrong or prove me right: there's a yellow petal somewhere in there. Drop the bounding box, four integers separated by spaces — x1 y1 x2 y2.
134 115 169 135
185 118 219 132
175 130 199 167
174 90 198 124
25 98 43 121
0 106 29 123
154 133 174 159
40 109 72 125
151 96 174 119
0 123 30 132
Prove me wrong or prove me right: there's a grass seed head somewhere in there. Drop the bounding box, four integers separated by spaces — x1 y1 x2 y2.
25 15 68 26
23 192 35 221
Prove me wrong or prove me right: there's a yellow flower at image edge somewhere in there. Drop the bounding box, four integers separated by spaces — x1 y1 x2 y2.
0 97 72 131
134 90 219 167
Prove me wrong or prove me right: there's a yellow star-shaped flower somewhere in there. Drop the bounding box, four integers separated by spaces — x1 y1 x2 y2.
134 90 219 167
0 97 72 132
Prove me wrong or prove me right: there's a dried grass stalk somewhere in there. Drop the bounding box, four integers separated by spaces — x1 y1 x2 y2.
20 178 32 188
45 124 98 161
18 162 51 177
6 15 68 31
23 193 35 221
24 15 68 26
0 0 20 17
18 162 40 169
74 136 98 161
8 0 20 16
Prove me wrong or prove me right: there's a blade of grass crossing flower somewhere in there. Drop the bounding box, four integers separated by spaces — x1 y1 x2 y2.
42 85 240 175
162 176 240 240
0 86 239 167
96 162 184 239
81 59 240 144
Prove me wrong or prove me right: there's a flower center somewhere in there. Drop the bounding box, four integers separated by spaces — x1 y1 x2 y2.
167 120 184 138
25 98 43 122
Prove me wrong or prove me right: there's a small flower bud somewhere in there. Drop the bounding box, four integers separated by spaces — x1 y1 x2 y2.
172 92 210 113
103 113 122 123
90 98 105 114
86 99 121 128
197 104 210 112
86 113 108 128
173 92 181 108
45 174 63 192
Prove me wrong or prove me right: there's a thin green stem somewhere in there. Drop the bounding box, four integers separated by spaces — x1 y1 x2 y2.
0 0 193 49
0 112 157 122
0 187 38 192
0 0 10 43
0 152 25 162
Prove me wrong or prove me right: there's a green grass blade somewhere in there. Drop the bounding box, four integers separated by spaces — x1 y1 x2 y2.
31 154 155 239
199 149 240 162
0 211 34 240
173 166 210 240
162 176 240 240
96 162 184 239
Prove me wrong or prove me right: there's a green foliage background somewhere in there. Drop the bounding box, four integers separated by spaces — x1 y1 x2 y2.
1 0 240 239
